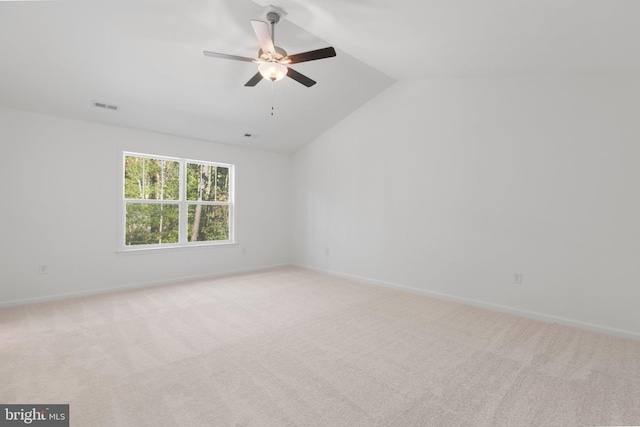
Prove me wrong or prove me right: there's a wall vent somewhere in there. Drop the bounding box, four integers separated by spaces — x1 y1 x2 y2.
93 101 119 111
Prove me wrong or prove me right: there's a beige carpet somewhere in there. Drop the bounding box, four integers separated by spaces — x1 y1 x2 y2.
1 267 640 426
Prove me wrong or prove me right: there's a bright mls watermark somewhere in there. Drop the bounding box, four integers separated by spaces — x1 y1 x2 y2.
1 405 68 426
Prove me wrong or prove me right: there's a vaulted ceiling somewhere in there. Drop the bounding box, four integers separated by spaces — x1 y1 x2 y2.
1 0 639 153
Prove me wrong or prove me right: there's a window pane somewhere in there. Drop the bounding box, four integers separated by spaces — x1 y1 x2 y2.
186 163 216 202
126 203 179 245
124 156 179 200
216 167 229 202
187 205 229 242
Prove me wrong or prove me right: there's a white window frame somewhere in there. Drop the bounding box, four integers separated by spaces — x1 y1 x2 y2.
118 151 235 252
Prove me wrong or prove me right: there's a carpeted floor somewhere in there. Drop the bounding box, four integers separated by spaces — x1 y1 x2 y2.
1 267 639 426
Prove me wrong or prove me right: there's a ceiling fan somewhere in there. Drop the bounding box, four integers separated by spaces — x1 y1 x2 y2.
203 10 336 88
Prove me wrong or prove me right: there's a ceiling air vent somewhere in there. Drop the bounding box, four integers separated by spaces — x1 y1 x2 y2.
93 101 119 111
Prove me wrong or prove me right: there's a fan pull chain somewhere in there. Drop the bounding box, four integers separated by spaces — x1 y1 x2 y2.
271 80 275 117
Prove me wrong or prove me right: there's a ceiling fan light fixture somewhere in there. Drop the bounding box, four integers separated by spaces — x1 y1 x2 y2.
258 61 288 82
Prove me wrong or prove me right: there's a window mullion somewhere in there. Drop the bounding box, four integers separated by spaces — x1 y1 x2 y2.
179 159 188 245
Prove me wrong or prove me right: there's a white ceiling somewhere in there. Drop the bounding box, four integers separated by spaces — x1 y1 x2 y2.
261 0 640 79
2 0 640 153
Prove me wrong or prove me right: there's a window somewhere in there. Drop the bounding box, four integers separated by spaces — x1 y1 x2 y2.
121 152 234 250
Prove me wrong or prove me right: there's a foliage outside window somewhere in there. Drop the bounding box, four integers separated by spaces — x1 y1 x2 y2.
122 152 234 249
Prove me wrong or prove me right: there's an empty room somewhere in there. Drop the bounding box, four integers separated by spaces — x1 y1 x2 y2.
1 0 640 425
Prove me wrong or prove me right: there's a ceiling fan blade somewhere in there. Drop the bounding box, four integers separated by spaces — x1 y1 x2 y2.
251 20 276 56
203 51 256 62
286 67 316 87
284 47 336 64
244 72 264 87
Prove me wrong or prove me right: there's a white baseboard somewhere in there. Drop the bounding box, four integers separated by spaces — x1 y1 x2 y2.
296 264 640 343
0 264 290 308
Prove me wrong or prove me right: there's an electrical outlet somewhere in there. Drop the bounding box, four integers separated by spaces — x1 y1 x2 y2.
513 273 523 284
38 265 49 275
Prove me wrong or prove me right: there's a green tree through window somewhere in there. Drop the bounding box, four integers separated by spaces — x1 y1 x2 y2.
123 153 234 248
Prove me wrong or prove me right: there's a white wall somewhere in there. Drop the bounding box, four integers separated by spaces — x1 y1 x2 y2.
4 75 640 340
292 75 640 339
0 107 291 305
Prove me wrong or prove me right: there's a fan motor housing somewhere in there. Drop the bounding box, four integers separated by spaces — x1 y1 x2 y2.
259 46 287 60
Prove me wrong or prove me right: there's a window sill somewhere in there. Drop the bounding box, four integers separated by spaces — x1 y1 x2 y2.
116 241 236 255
